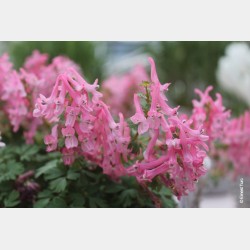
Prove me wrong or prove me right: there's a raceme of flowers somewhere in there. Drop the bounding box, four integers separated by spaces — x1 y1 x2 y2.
33 67 130 180
224 111 250 177
190 86 232 176
0 51 80 143
33 57 210 199
191 86 231 145
190 85 250 178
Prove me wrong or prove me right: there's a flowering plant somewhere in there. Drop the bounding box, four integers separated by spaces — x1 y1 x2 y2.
191 85 250 179
0 51 80 143
33 56 210 205
1 49 249 208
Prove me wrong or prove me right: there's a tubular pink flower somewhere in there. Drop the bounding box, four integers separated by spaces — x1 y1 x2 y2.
65 106 80 127
130 94 149 134
44 124 58 152
78 112 95 133
143 162 169 181
224 111 250 177
62 126 78 149
191 86 230 143
127 57 209 198
143 129 159 160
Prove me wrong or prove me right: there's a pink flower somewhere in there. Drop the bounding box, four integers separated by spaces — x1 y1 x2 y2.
148 57 179 117
66 68 102 102
32 55 210 201
0 50 81 144
191 86 230 143
79 136 95 154
78 112 95 133
24 50 48 76
54 84 66 116
61 126 78 149
130 94 149 134
65 106 80 127
33 94 55 120
224 111 250 177
127 57 209 199
44 124 58 152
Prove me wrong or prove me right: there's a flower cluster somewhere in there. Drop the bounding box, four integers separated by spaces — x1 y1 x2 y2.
191 86 231 145
2 48 250 206
126 58 209 199
0 51 80 143
33 68 131 180
224 111 250 177
102 65 148 117
190 86 231 177
191 85 250 178
33 57 210 199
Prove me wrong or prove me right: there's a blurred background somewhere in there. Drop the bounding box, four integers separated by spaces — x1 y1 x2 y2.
1 41 249 207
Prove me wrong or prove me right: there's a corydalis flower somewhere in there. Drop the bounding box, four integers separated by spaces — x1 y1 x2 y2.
33 56 209 201
62 126 78 149
191 86 231 144
0 51 81 144
0 53 12 96
128 57 208 199
34 68 130 177
224 111 250 177
65 106 80 127
130 94 149 134
44 124 58 152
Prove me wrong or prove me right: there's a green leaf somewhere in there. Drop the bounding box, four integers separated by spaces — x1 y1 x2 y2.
4 190 20 207
82 169 98 179
33 198 50 208
49 177 67 193
44 168 65 180
20 145 39 161
70 193 85 207
159 186 172 196
47 197 67 208
119 189 137 208
0 161 24 183
104 184 124 194
89 198 107 208
37 190 53 199
35 159 58 178
67 169 80 180
161 195 176 208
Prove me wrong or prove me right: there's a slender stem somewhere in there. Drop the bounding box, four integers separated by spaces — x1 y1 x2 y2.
145 86 150 105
